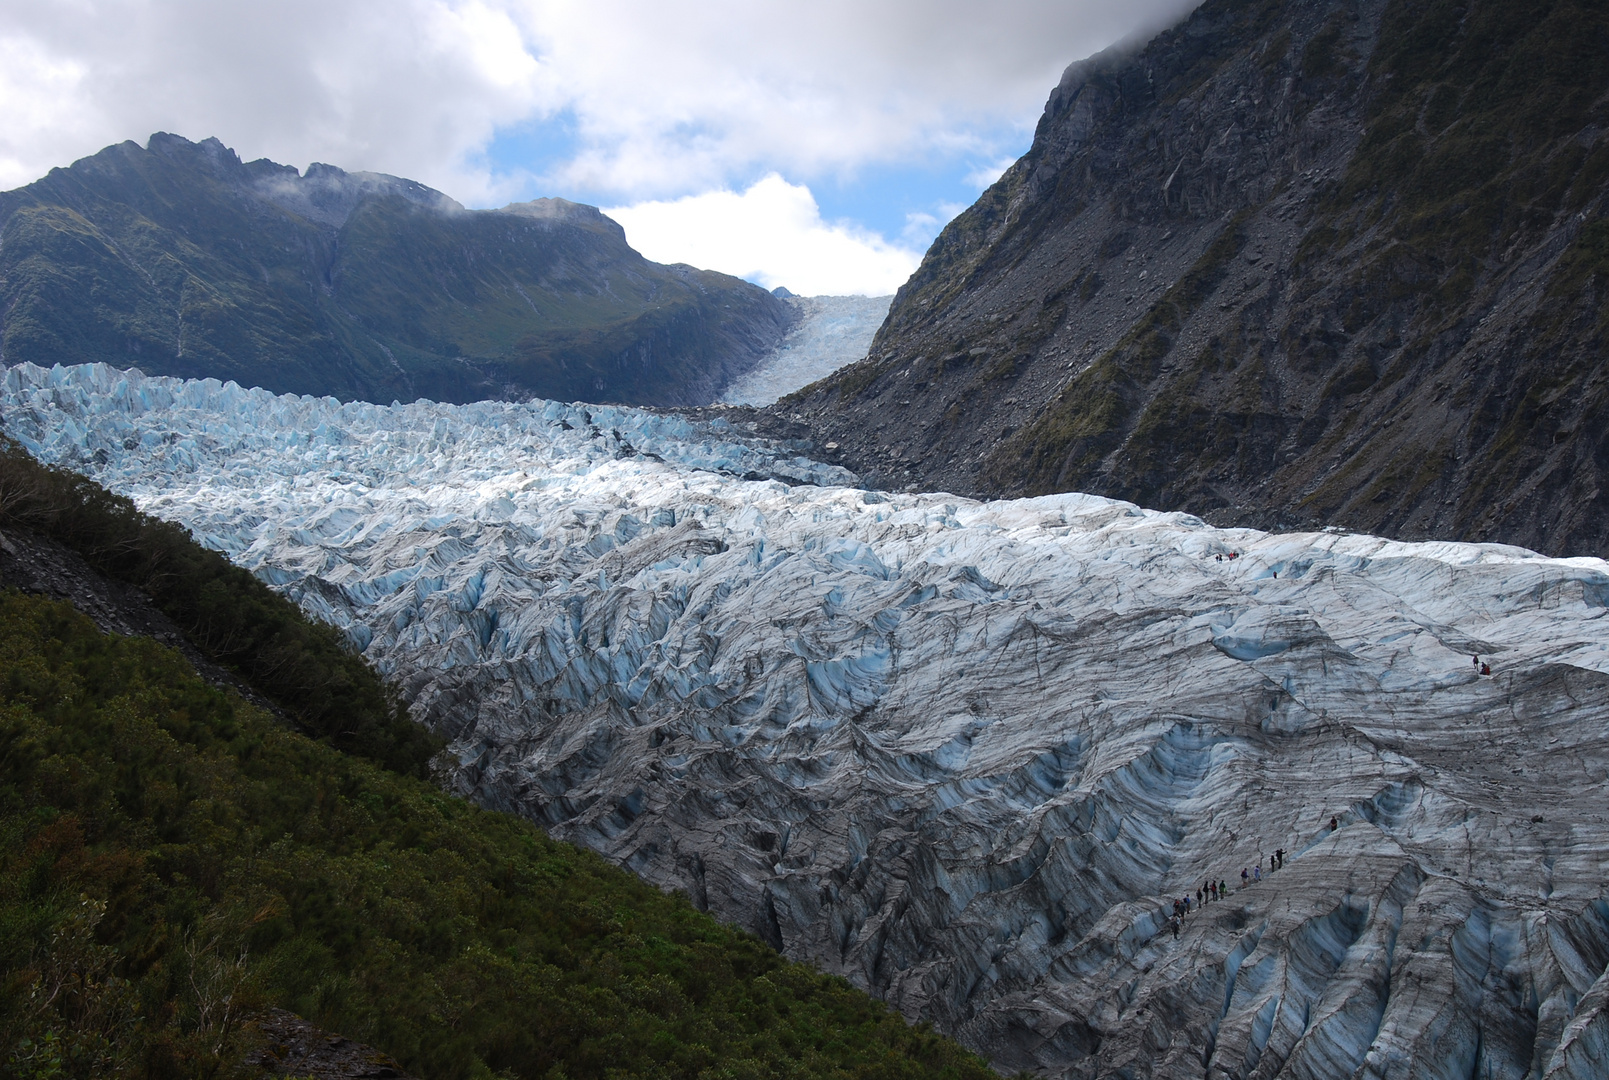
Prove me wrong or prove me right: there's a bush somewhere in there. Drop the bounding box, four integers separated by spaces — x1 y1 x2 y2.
0 440 438 777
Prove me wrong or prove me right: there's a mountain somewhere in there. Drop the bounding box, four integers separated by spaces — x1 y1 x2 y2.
0 133 791 405
16 359 1609 1079
780 0 1609 558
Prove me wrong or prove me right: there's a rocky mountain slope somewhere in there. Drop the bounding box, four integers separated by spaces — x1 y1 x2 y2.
0 134 790 405
780 0 1609 558
13 360 1609 1079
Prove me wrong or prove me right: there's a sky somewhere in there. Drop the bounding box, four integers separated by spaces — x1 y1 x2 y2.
0 0 1201 296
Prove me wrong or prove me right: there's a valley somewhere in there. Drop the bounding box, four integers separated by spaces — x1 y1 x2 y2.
10 359 1609 1078
4 0 1608 1076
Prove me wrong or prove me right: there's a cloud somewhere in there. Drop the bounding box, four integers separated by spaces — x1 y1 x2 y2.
0 0 544 200
963 156 1019 191
0 0 1204 291
606 175 919 297
0 0 1202 197
513 0 1203 199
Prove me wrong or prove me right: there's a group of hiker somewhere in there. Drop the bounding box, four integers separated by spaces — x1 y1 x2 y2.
1473 655 1492 676
1211 550 1279 577
1164 846 1293 938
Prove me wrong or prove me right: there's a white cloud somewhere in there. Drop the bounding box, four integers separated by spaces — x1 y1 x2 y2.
606 176 920 297
0 0 1205 292
963 156 1019 191
0 34 89 189
0 0 544 199
0 0 1202 197
512 0 1203 199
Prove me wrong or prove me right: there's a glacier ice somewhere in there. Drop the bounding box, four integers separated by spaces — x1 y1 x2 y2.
8 359 1609 1080
719 294 891 405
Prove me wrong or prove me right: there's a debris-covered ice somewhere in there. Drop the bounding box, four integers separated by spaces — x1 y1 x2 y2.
9 360 1609 1080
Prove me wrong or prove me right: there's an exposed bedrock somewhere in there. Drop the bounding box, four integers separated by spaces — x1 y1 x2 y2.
8 361 1609 1078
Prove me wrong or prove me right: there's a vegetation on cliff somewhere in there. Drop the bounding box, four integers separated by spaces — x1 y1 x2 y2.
0 455 996 1078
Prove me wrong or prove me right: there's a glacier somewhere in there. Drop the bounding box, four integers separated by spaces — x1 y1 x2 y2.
7 359 1609 1080
719 294 892 406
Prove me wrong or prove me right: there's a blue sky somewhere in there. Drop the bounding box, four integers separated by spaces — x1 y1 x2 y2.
480 112 1019 240
477 117 1026 292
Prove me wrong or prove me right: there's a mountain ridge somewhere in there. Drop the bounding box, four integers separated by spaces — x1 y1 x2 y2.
0 133 791 406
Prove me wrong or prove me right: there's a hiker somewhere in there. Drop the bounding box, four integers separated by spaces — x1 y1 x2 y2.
1172 915 1180 938
1473 655 1480 669
1241 867 1249 886
1253 865 1261 883
1197 887 1204 907
1481 662 1491 675
1329 816 1339 832
1274 847 1285 869
1220 879 1227 897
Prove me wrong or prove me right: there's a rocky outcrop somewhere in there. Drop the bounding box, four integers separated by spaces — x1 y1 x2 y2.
249 1009 417 1079
15 360 1609 1079
0 134 791 406
780 0 1609 559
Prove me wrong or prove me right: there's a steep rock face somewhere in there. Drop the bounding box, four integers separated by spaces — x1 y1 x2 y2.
12 360 1609 1079
0 134 790 405
782 0 1609 558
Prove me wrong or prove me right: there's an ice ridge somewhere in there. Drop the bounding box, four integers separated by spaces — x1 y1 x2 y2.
8 359 1609 1080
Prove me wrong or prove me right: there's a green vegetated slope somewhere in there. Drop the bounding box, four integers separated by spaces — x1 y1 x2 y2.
0 440 436 777
0 134 789 406
786 0 1609 556
0 454 998 1080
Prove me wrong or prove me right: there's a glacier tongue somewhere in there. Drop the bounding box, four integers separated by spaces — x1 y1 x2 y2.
9 360 1609 1080
719 294 892 406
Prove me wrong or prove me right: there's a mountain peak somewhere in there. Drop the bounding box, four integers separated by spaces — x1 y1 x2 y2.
252 158 463 226
0 137 791 406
